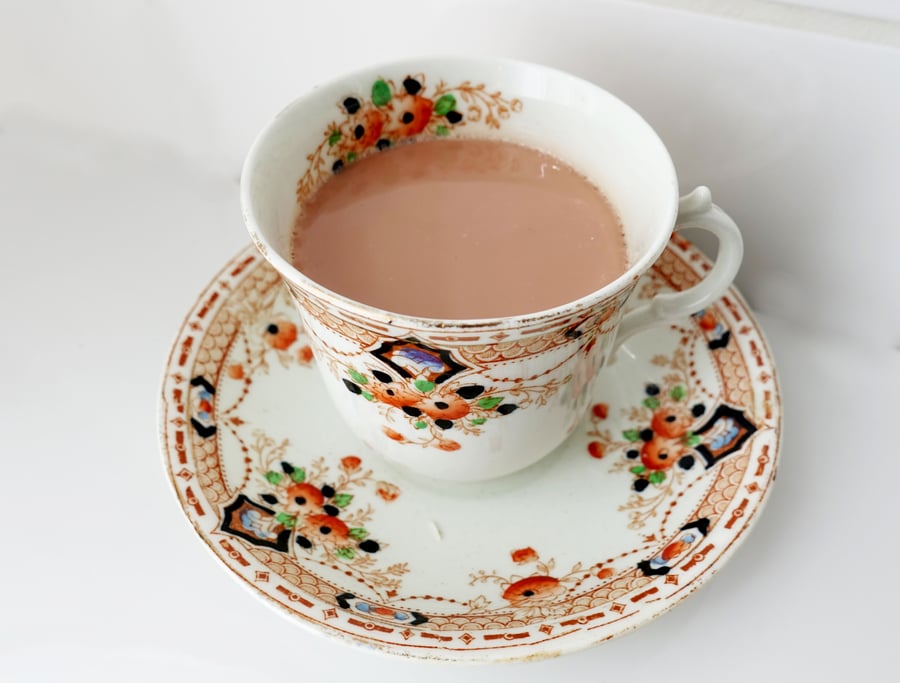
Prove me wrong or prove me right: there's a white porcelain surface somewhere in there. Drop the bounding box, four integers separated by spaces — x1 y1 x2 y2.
2 0 898 680
159 241 777 661
242 56 744 481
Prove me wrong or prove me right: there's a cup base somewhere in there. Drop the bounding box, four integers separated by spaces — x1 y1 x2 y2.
374 426 577 495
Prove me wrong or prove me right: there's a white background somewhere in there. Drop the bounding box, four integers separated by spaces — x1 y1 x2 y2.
1 0 898 680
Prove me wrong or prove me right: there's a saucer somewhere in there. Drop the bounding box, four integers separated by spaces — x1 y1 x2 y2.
159 238 780 662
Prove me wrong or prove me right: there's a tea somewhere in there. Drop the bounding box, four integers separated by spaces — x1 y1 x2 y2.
291 138 627 319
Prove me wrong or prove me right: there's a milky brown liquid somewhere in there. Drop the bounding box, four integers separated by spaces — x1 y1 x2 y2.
291 139 627 319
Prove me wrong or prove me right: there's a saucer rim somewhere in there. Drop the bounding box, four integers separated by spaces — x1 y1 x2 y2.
158 242 782 663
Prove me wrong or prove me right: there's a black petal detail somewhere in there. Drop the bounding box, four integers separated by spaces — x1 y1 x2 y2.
456 385 485 399
403 77 422 95
359 539 380 553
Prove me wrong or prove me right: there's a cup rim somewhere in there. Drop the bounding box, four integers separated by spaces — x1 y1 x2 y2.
241 55 679 332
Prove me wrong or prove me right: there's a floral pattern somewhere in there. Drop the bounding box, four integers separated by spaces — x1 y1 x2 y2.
585 326 758 529
188 283 410 595
340 337 567 451
160 240 780 661
296 74 523 205
221 441 408 594
469 549 589 623
693 307 732 350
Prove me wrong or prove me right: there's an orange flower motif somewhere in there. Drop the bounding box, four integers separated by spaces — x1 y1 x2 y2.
264 320 298 350
587 441 605 459
297 345 314 363
592 403 608 419
650 406 693 439
375 481 400 502
416 392 470 421
373 384 420 410
304 513 350 541
387 94 435 137
285 482 325 509
502 576 565 606
383 427 405 442
511 547 539 564
437 439 461 452
662 538 691 562
698 310 717 331
337 107 386 153
340 455 361 472
596 567 614 580
227 364 244 379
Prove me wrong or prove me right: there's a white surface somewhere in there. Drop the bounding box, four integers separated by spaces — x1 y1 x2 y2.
1 0 898 680
639 0 900 45
777 0 900 23
639 0 900 29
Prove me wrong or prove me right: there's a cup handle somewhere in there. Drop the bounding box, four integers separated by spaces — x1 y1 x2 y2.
612 186 744 354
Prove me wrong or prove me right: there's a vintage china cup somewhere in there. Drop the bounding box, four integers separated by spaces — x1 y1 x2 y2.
241 57 743 482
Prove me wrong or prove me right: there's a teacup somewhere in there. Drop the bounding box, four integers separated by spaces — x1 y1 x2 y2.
241 57 743 482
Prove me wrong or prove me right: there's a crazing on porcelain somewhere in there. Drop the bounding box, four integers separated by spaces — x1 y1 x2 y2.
160 238 780 661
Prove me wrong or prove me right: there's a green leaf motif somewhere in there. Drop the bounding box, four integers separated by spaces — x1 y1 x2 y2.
434 94 457 116
346 151 357 162
414 379 435 393
348 369 368 385
265 471 283 485
349 527 369 540
670 385 686 400
335 547 355 560
414 421 427 429
685 433 701 447
333 493 354 508
290 467 306 483
327 130 341 146
630 465 646 475
435 125 450 137
648 471 666 485
361 390 374 402
477 396 504 410
372 79 391 106
470 417 486 425
623 429 640 442
275 512 293 524
642 397 660 410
